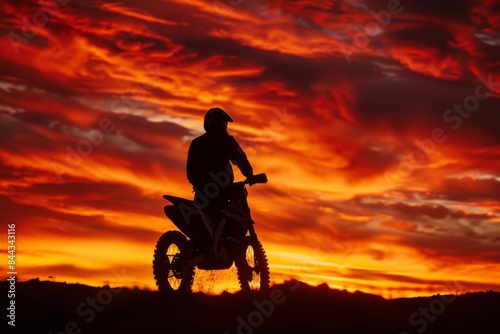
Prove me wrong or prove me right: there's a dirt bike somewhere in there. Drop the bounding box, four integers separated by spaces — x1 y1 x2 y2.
152 173 270 293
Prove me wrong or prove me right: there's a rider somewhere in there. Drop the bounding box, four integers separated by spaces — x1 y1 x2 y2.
186 108 254 249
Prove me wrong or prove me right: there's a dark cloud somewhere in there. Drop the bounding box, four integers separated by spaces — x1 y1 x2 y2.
439 176 500 202
0 194 159 243
357 196 495 221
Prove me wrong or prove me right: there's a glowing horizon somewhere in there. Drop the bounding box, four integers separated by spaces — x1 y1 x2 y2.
1 0 499 298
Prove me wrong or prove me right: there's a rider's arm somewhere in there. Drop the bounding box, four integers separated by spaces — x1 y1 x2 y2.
228 136 253 178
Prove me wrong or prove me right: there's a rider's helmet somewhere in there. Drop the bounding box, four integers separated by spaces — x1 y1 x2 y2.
204 107 233 134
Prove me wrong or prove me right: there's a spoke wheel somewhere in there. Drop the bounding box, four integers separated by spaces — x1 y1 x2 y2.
153 231 194 293
236 236 270 292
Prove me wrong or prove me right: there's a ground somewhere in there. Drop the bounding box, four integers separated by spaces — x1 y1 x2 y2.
5 279 500 334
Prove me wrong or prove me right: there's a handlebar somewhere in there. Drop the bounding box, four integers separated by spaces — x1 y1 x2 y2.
238 173 268 186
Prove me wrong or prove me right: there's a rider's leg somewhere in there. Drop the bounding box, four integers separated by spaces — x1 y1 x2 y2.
212 218 226 255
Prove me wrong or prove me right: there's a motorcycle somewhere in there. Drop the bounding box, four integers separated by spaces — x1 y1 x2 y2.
152 173 270 293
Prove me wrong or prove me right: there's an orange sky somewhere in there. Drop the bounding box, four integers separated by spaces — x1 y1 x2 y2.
1 0 499 298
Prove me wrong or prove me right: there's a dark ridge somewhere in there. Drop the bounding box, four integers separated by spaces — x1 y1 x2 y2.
4 279 499 334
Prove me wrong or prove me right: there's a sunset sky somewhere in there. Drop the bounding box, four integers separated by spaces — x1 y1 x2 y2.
1 0 499 297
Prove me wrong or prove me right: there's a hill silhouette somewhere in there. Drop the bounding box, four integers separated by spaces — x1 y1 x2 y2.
5 279 499 333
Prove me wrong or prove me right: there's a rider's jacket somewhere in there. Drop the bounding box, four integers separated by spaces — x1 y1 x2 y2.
186 131 253 197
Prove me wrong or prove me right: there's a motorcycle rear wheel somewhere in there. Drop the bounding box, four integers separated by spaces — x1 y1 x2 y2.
236 236 270 292
153 231 194 293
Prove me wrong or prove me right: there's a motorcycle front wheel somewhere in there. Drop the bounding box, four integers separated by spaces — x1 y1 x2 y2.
153 231 195 293
236 236 270 292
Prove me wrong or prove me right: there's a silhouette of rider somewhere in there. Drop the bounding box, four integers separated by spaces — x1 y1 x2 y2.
186 107 254 217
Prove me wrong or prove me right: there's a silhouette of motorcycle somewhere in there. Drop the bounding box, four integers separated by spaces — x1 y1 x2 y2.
153 173 270 293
